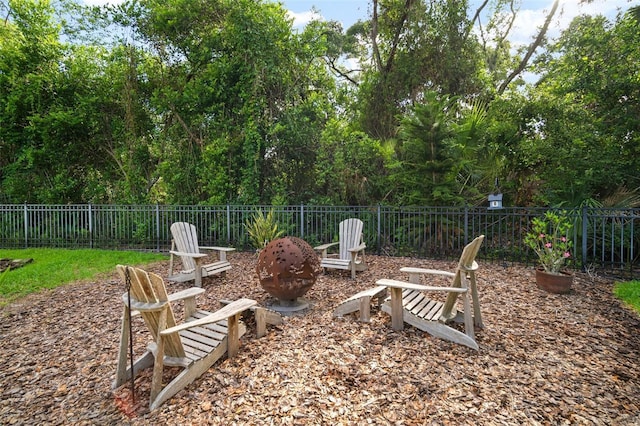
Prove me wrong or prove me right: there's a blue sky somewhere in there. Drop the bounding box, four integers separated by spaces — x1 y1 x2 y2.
280 0 639 47
83 0 640 49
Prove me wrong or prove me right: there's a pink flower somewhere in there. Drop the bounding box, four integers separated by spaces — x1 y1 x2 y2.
560 236 567 242
539 233 545 239
563 252 571 258
545 243 552 248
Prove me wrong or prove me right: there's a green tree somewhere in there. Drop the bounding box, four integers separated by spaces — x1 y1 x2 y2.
122 0 337 204
313 118 390 205
389 91 487 205
353 0 485 140
0 0 114 202
515 11 640 206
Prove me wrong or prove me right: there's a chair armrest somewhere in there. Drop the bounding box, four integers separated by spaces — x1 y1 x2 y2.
315 241 339 258
198 246 234 262
348 242 366 253
460 261 479 272
121 294 168 312
167 287 205 303
169 250 207 259
400 267 455 278
199 246 236 253
314 242 338 251
168 287 204 318
375 278 467 293
160 298 258 336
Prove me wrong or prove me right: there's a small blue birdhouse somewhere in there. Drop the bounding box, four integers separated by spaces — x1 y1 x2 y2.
488 192 503 210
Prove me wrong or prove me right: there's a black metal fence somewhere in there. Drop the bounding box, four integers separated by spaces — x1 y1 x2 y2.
1 204 638 278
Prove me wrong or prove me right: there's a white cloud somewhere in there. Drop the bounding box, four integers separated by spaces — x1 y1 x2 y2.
509 0 636 47
287 10 323 28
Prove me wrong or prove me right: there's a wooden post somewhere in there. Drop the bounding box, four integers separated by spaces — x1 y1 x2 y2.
227 313 240 358
194 258 203 287
390 287 404 331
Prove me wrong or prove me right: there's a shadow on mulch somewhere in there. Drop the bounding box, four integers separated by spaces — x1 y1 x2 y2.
1 252 639 425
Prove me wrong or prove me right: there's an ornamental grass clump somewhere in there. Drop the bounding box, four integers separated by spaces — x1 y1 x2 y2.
244 208 285 251
524 210 574 274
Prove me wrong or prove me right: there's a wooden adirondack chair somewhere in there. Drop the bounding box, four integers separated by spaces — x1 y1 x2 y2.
376 235 485 350
314 218 368 279
113 265 257 410
168 222 235 287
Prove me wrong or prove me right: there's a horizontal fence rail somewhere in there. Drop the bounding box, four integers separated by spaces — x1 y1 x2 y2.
0 204 638 278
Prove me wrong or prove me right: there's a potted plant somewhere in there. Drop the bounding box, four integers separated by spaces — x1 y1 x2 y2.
524 210 574 294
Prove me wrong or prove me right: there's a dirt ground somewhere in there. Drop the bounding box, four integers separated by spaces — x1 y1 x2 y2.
1 251 639 425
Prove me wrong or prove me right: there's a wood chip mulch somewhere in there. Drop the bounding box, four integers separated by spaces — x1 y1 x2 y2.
1 252 639 425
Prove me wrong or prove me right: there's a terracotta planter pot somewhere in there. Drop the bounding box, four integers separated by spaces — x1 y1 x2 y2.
535 268 573 294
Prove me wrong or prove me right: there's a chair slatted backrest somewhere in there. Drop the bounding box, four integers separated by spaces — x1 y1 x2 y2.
440 235 485 319
339 218 364 260
117 265 186 359
170 222 201 272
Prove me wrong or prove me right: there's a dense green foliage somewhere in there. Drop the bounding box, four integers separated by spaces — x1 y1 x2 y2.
0 248 166 304
1 0 638 208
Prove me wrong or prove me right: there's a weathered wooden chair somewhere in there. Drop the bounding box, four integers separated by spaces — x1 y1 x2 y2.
113 265 258 410
168 221 235 287
376 235 485 350
314 218 368 279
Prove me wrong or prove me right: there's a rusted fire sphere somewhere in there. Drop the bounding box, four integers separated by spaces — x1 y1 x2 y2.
256 236 320 302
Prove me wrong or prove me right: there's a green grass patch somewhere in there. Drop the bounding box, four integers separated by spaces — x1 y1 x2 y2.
0 248 167 306
614 280 640 316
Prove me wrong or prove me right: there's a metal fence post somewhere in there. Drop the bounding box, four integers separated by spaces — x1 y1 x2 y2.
464 205 469 245
88 203 93 249
377 204 381 255
631 213 636 277
226 204 231 244
23 203 28 248
301 203 305 239
582 205 588 272
155 204 160 252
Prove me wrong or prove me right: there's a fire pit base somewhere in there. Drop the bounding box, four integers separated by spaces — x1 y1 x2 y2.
266 298 309 313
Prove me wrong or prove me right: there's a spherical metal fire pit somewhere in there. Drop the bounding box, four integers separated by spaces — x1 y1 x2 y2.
256 236 320 312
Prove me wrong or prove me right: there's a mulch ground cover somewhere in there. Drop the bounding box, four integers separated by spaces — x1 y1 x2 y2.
1 252 639 425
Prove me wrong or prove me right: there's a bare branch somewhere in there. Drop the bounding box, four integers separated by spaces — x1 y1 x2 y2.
370 0 416 73
465 0 489 41
383 0 415 73
497 0 559 94
371 0 382 70
325 57 360 85
2 0 12 26
488 1 517 73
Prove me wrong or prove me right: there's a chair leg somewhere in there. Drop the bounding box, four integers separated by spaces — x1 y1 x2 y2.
469 272 484 328
169 240 176 276
113 306 131 389
194 258 203 287
358 295 372 322
150 311 167 404
462 292 474 341
227 314 241 358
350 253 357 279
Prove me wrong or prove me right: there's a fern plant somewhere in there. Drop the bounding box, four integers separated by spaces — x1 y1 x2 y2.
244 208 284 250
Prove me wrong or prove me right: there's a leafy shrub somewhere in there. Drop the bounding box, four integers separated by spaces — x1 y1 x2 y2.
244 209 284 250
